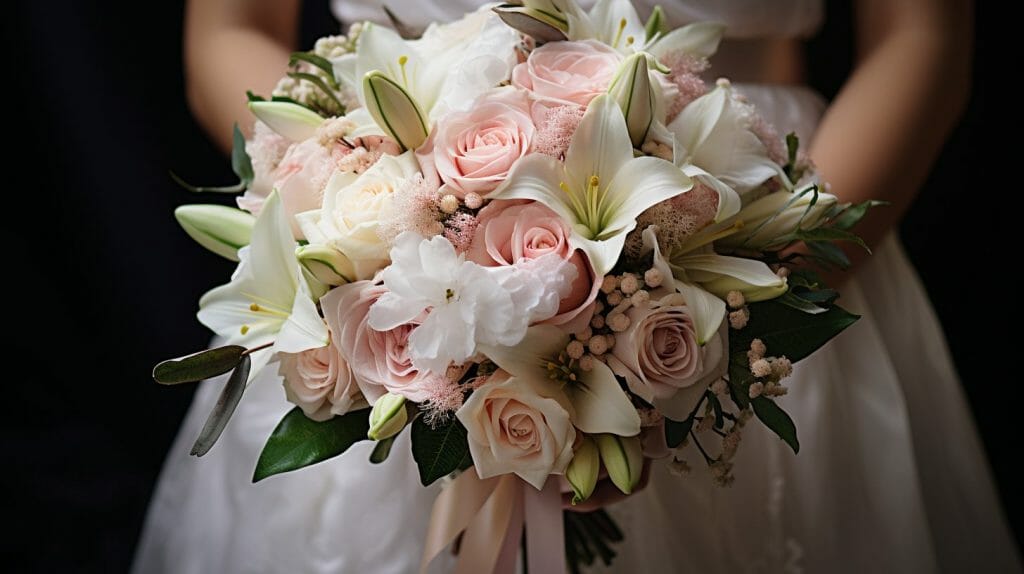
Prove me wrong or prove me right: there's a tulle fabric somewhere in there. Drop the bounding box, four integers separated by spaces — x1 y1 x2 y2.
134 1 1020 572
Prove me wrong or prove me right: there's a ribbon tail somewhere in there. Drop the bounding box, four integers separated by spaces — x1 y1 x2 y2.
524 477 567 574
420 471 500 574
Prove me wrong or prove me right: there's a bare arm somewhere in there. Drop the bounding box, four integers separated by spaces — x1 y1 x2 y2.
809 0 972 273
184 0 301 152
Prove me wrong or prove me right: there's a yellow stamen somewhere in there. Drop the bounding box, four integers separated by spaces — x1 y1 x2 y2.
240 325 250 335
249 303 261 312
398 55 410 87
613 18 628 49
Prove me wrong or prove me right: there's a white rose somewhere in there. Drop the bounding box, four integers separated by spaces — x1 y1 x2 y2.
297 152 420 280
456 370 576 489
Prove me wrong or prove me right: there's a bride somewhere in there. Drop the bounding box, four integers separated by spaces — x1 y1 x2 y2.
137 0 1020 572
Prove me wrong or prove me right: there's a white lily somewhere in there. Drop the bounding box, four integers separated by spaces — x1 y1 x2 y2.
567 0 724 60
665 80 785 199
174 204 255 262
337 8 520 149
488 94 692 275
717 186 839 252
197 191 329 379
481 324 641 437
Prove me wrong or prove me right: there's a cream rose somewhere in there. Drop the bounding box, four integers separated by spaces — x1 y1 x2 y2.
456 371 576 489
467 200 598 329
431 89 535 197
512 40 622 108
278 344 366 421
609 292 724 418
321 279 433 403
296 152 420 280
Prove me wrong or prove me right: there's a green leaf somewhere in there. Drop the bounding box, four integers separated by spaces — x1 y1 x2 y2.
707 392 725 429
369 436 396 464
191 354 251 457
807 240 851 270
287 72 345 115
246 90 266 102
832 200 888 231
231 123 255 187
776 291 827 314
253 407 371 482
411 414 470 486
751 396 799 453
152 345 245 385
796 227 870 253
783 132 799 180
289 52 338 87
727 353 752 410
734 299 860 363
664 416 695 448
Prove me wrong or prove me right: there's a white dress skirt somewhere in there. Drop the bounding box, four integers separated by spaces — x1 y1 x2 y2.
133 1 1021 572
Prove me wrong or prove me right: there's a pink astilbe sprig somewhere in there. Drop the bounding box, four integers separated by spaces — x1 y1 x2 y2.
749 114 789 166
533 104 585 160
377 173 444 243
660 53 710 122
419 373 467 426
623 182 720 258
444 212 480 254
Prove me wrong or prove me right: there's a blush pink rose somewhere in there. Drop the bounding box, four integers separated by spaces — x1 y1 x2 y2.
431 89 535 197
321 280 432 403
468 200 598 328
456 370 576 489
608 292 706 403
278 343 367 421
512 40 622 108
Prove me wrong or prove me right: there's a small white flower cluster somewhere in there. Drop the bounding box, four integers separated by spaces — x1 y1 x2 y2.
273 25 363 116
726 290 750 330
747 338 793 399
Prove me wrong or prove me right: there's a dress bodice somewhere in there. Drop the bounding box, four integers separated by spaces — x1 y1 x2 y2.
330 0 823 39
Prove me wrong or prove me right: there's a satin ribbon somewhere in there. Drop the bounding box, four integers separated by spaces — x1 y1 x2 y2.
420 471 566 574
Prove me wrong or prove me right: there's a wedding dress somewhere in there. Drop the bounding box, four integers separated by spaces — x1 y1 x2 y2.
134 1 1021 572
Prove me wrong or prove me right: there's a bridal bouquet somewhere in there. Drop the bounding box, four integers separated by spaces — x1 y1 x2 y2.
157 1 876 571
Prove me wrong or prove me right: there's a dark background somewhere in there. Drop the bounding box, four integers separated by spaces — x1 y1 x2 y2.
7 1 1013 571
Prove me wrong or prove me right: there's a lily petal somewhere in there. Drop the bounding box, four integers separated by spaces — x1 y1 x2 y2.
487 154 576 224
564 95 634 189
479 324 569 380
276 279 329 354
248 101 324 142
648 22 725 60
674 280 726 346
603 156 692 236
587 0 645 51
568 359 641 436
682 165 741 222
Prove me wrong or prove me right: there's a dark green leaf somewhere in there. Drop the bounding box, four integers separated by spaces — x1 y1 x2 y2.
796 227 870 253
727 353 752 410
253 407 371 482
153 345 245 385
783 132 799 179
832 200 888 231
786 268 825 290
169 171 246 194
246 90 266 102
411 415 470 486
191 354 251 456
231 123 254 187
734 299 859 363
664 416 695 448
792 288 839 304
708 392 724 429
777 291 827 314
289 52 338 86
751 396 799 453
369 436 396 464
808 240 851 269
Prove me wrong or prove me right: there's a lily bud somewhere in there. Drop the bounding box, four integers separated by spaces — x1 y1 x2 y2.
367 393 408 441
174 205 255 261
596 433 643 495
644 6 668 42
720 188 839 251
296 245 356 286
492 3 570 43
608 53 656 148
362 70 429 152
566 436 600 505
701 273 788 303
248 101 325 142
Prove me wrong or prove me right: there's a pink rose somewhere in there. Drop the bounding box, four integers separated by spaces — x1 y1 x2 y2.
456 371 576 489
512 40 622 108
321 280 432 403
431 89 535 197
468 200 598 329
278 344 366 421
608 292 713 405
